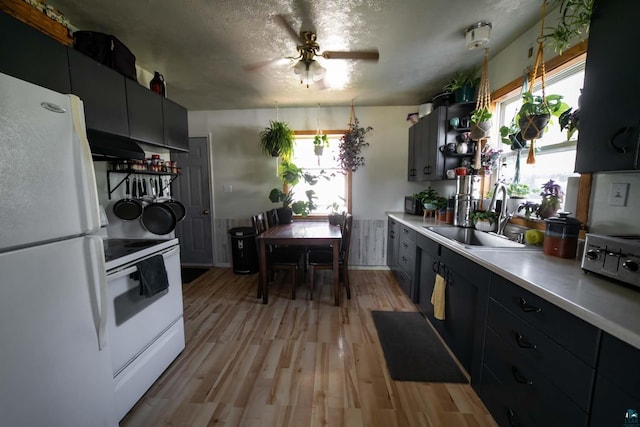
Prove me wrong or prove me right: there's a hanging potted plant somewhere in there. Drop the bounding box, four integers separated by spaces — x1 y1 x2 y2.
541 0 594 54
313 133 329 156
470 107 493 141
516 92 570 140
337 105 372 172
259 120 295 160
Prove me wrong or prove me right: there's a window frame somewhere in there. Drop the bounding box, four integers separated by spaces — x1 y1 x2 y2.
287 130 352 219
490 41 591 231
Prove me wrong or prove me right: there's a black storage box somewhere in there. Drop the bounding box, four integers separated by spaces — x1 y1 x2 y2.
73 31 137 81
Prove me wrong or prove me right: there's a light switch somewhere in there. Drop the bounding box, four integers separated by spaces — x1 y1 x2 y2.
609 183 629 206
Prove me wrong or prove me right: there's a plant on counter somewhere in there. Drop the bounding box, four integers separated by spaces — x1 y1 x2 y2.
414 187 439 210
259 120 295 159
538 179 564 219
470 210 498 225
337 117 372 173
517 201 541 220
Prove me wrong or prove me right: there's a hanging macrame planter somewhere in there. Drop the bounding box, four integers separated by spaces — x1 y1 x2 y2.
519 1 551 165
470 48 493 170
337 101 372 173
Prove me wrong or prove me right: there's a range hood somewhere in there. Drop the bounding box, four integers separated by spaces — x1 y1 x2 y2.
86 129 145 160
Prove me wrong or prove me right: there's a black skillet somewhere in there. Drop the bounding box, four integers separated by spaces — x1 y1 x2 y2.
161 178 186 222
141 178 177 235
113 178 143 220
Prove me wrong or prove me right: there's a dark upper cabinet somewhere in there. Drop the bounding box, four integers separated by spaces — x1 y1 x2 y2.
68 48 129 137
126 79 164 146
0 13 70 94
163 98 189 152
575 0 640 172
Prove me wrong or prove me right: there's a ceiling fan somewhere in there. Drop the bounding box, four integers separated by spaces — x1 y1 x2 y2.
245 14 380 87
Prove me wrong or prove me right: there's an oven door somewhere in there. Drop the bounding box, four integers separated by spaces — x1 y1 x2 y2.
106 244 183 376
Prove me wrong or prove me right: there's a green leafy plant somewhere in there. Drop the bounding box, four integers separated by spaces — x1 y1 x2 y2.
538 179 563 218
313 134 329 147
337 118 372 172
415 187 440 209
517 92 570 119
542 0 594 54
517 201 541 220
470 210 498 225
499 120 527 149
259 121 295 160
559 107 580 140
443 67 480 92
470 107 492 124
507 183 530 198
269 161 325 217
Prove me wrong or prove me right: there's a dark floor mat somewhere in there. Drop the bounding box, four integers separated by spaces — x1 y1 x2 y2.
181 267 210 284
371 310 468 383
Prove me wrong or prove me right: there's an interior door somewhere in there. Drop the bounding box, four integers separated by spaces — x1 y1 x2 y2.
171 137 213 266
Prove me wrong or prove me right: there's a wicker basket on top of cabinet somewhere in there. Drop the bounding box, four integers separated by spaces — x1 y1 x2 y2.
0 0 72 45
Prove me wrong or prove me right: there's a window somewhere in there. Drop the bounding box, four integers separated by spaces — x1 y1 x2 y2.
494 61 585 211
289 133 350 216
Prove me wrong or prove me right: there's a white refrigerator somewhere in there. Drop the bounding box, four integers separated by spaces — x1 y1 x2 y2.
0 72 116 426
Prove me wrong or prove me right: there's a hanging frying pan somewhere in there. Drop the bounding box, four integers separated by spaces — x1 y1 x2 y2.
113 178 143 220
141 178 176 235
161 178 186 222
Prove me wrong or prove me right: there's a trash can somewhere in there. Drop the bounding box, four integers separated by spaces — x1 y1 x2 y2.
228 227 258 274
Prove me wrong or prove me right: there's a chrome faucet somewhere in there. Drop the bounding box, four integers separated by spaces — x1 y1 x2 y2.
488 182 512 235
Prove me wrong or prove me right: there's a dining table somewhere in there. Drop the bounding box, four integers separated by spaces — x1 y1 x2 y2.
256 220 342 305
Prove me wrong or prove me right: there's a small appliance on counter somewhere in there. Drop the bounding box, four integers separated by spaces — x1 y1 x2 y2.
581 234 640 289
543 212 581 259
405 195 424 215
453 175 482 227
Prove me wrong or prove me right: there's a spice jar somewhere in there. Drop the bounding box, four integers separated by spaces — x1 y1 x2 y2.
543 212 581 258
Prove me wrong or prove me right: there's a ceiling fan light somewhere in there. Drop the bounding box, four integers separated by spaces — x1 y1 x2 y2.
292 60 306 76
309 60 326 81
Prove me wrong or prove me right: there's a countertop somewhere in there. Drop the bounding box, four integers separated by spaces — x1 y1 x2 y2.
388 212 640 351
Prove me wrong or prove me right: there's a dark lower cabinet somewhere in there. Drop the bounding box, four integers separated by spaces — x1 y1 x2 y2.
0 13 70 94
416 234 439 321
68 48 129 137
397 224 417 301
590 333 640 426
387 218 399 272
439 248 489 383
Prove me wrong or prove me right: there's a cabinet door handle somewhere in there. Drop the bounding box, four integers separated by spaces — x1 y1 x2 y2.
511 366 533 385
515 333 537 349
507 408 521 427
609 126 632 153
390 231 395 238
423 166 431 175
519 298 541 313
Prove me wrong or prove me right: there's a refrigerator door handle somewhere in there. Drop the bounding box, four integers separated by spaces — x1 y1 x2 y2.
88 235 109 350
69 95 101 233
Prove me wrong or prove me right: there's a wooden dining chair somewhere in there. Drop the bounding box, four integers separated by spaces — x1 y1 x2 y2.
266 208 279 228
252 212 302 300
307 213 353 301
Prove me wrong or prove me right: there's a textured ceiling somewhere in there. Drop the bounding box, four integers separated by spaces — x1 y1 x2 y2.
48 0 543 111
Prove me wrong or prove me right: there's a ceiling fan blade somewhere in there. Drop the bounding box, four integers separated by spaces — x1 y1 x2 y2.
321 50 380 61
273 14 302 44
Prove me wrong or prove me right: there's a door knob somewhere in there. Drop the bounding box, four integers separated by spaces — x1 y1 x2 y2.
203 209 209 215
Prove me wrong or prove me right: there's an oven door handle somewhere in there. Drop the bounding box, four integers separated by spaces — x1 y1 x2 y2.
106 246 180 281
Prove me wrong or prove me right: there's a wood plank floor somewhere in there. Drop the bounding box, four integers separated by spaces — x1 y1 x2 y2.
121 268 497 427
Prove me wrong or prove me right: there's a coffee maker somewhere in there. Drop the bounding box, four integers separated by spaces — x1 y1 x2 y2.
453 175 482 227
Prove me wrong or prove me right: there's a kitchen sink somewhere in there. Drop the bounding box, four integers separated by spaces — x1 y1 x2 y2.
424 226 540 250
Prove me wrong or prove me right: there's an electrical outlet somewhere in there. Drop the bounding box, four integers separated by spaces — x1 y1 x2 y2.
609 183 630 206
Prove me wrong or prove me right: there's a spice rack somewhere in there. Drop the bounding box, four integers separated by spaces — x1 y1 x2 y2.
107 162 180 200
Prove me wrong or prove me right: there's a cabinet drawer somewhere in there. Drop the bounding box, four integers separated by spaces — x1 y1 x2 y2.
483 328 589 427
399 225 416 243
487 299 594 411
440 247 490 286
597 332 640 399
398 243 415 277
490 275 600 366
395 269 413 300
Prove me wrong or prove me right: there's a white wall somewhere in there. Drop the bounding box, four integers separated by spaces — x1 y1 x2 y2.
189 106 428 221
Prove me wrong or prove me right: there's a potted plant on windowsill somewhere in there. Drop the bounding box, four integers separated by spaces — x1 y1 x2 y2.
326 197 346 225
470 210 498 232
259 120 295 159
537 179 564 219
506 182 531 214
268 160 325 222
